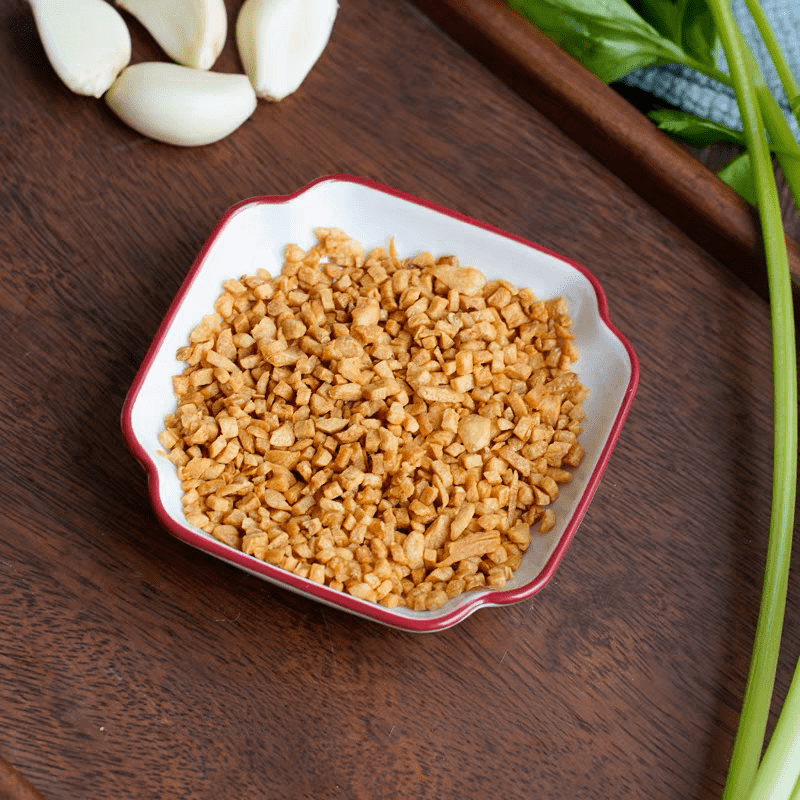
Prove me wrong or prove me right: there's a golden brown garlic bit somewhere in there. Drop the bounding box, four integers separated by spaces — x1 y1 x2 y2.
160 228 588 611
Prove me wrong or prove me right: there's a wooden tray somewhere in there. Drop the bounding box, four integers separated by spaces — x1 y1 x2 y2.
412 0 800 302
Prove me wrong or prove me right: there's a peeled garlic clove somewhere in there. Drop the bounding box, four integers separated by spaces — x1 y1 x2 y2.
116 0 227 70
105 63 257 147
236 0 338 101
29 0 131 98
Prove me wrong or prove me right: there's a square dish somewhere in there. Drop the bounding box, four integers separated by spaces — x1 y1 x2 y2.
121 175 639 632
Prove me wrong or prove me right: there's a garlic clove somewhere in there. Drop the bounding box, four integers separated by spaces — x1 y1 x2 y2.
105 62 257 147
116 0 227 71
29 0 131 98
236 0 338 102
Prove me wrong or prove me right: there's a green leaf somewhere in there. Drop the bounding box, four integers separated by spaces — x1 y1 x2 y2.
679 0 719 67
716 151 756 204
630 0 717 66
649 108 746 146
507 0 693 83
647 109 755 203
630 0 682 39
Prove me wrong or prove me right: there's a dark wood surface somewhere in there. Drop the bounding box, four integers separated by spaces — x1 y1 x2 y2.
2 1 799 798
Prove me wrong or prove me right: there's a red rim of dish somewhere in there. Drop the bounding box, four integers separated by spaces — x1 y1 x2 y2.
120 174 640 633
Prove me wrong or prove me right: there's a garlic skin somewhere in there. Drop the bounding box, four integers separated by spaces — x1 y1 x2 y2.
105 63 257 147
116 0 227 70
236 0 338 101
29 0 131 98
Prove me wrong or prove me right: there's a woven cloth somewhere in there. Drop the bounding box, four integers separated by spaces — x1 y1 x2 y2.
621 0 800 136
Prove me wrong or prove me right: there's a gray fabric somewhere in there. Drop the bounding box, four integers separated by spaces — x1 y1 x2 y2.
621 0 800 136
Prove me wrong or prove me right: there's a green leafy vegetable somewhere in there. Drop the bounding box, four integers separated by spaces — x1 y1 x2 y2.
649 107 745 146
735 34 800 213
648 109 755 200
744 0 800 121
702 5 798 797
630 0 718 67
511 0 800 207
508 0 729 82
716 151 755 203
506 0 708 82
744 658 800 799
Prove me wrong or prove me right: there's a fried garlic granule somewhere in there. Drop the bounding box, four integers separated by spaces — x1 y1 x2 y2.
160 229 588 611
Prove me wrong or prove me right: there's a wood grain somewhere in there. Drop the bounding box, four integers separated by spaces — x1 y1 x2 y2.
411 0 800 303
2 1 798 799
0 759 45 800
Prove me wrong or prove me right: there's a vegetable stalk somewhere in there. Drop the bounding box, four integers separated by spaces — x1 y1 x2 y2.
737 27 800 215
745 657 800 799
704 2 798 800
744 0 800 122
705 37 800 212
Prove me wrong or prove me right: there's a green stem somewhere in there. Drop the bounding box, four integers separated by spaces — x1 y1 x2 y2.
690 60 735 87
741 37 800 215
745 659 800 800
688 43 800 214
757 88 800 216
700 65 797 161
745 0 800 123
704 2 798 800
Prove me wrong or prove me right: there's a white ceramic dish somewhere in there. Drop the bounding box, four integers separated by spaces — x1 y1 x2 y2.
122 175 639 632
